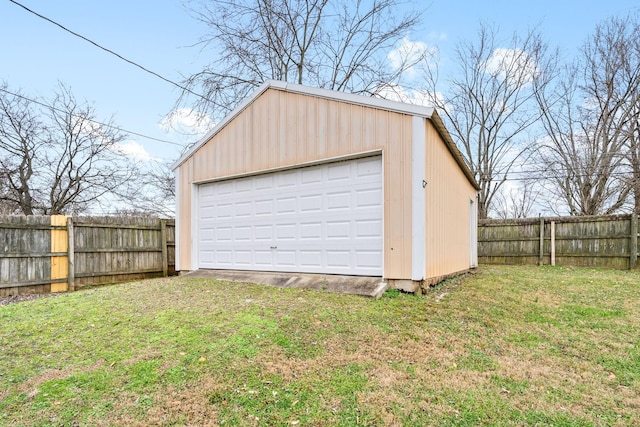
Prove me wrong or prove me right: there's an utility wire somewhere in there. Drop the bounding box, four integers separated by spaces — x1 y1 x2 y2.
8 0 212 105
0 86 184 148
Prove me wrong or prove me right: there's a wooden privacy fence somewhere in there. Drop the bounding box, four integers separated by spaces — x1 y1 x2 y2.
478 214 639 270
0 216 176 296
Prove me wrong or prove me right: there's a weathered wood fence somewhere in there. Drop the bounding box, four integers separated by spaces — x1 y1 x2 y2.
0 215 176 296
478 214 639 270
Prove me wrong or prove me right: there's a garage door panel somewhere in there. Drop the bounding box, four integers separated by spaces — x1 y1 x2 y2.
356 219 382 237
300 195 322 212
276 223 296 240
300 250 322 267
356 250 383 268
217 181 234 195
301 167 322 184
328 162 351 181
235 226 252 241
277 197 297 214
300 222 323 240
254 250 273 266
278 170 297 187
254 199 273 215
235 250 252 265
276 250 296 266
198 156 382 276
235 178 253 193
327 191 351 210
254 175 274 190
235 201 252 217
326 220 351 239
326 250 351 268
356 188 383 207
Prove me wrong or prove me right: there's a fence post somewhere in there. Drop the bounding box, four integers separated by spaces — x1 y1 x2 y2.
550 221 556 266
538 216 545 266
631 213 638 270
161 219 168 277
67 217 75 291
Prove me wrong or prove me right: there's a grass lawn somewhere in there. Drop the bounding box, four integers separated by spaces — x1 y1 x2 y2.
1 265 639 426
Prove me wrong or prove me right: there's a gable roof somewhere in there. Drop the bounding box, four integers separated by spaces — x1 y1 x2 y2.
172 80 479 190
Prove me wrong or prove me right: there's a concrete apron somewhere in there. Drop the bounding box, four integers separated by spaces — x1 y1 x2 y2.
182 269 389 299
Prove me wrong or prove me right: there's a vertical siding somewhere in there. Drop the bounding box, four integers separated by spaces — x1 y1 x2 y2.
176 88 414 277
425 121 477 279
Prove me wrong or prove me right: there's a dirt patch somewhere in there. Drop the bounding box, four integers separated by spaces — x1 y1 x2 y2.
92 382 223 427
0 293 63 306
18 360 106 396
146 386 220 427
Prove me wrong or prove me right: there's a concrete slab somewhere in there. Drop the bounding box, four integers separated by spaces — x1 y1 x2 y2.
182 269 388 298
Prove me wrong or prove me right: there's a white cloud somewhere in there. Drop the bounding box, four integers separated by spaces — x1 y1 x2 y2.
387 36 434 80
160 108 214 139
374 83 430 106
482 48 539 83
112 140 156 161
373 83 448 111
427 31 447 41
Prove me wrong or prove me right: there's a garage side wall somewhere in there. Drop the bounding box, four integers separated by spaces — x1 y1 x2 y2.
176 88 413 279
425 121 478 280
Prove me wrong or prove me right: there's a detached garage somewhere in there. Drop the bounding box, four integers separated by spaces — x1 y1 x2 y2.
173 81 479 292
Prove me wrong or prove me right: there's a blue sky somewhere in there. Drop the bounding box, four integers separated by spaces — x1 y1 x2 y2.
1 0 639 164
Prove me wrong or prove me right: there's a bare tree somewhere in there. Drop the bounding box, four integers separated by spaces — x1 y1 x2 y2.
43 85 137 215
115 160 176 218
0 83 136 215
0 172 21 214
491 181 540 219
535 14 640 215
629 91 640 214
618 15 640 214
179 0 423 119
423 23 557 219
0 84 44 215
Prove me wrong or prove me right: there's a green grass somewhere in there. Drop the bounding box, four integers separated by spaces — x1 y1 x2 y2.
1 265 639 426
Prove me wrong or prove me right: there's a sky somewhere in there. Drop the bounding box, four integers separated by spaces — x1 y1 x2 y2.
1 0 639 166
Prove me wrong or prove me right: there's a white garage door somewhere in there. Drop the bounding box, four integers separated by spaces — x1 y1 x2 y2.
197 155 383 276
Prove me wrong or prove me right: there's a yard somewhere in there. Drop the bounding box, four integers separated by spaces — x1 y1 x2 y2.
1 266 638 426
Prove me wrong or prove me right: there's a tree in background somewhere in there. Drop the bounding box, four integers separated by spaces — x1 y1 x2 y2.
0 83 137 215
492 181 540 219
178 0 423 119
534 14 640 215
0 84 42 215
114 160 175 218
423 23 557 219
618 15 640 215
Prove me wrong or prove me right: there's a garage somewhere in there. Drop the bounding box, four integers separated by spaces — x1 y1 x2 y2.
174 80 480 292
197 155 383 276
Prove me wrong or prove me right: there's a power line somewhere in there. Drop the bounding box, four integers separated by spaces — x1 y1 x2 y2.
0 86 184 148
7 0 212 105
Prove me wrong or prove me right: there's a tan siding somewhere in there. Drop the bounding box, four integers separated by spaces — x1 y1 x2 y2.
383 110 412 278
425 121 477 279
176 88 415 277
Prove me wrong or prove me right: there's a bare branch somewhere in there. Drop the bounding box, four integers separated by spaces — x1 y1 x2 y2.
178 0 422 120
423 23 558 218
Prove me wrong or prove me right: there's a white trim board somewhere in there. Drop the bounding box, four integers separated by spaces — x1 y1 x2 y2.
411 116 426 281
